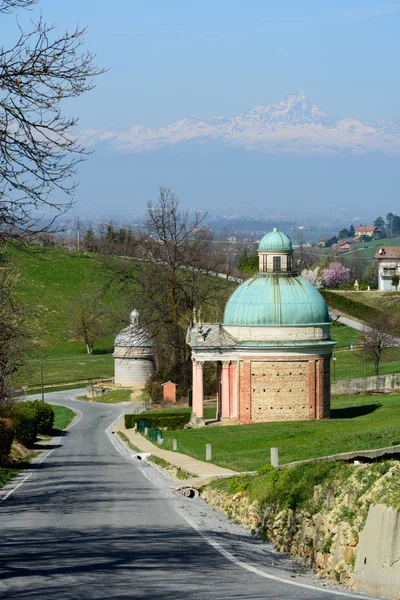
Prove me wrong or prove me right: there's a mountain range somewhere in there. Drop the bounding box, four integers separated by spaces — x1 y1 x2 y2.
81 90 400 156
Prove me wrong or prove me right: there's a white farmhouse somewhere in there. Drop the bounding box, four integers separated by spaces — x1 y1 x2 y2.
374 247 400 291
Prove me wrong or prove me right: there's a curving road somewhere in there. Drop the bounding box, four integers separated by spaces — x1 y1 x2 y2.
0 392 373 599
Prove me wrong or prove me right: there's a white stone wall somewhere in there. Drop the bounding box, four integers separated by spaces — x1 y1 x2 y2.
114 357 154 386
224 324 330 342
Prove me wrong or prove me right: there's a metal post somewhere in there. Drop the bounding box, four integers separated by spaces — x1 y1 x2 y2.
333 357 337 382
271 447 279 468
173 439 177 451
40 361 44 402
157 434 163 445
206 443 212 461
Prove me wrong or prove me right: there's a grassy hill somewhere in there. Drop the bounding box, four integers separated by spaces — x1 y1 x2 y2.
8 246 234 388
341 235 400 268
6 245 399 389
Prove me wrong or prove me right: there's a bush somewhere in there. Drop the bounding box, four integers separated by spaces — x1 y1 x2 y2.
321 290 379 321
125 410 191 430
32 401 55 433
0 418 15 463
14 403 38 447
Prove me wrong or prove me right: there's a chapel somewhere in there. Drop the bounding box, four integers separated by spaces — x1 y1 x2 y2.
114 309 155 386
187 229 335 425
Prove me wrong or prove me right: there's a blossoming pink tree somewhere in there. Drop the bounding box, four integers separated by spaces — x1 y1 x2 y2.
322 262 351 287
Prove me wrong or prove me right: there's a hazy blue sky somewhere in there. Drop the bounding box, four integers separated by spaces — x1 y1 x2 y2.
6 0 400 130
3 1 400 219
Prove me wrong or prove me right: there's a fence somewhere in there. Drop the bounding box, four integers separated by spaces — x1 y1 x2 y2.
137 419 163 443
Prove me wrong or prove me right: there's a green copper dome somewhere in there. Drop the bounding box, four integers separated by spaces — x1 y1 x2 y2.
223 274 330 327
258 229 292 252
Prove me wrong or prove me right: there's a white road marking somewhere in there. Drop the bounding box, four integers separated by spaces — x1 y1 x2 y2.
131 458 372 599
180 511 373 599
1 405 81 504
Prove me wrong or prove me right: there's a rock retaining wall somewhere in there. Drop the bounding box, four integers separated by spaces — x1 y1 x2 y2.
202 463 400 598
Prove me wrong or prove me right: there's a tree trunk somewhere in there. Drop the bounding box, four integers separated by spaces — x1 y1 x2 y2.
86 343 93 355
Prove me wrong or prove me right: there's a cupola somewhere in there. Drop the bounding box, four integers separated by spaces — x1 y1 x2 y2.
257 228 294 273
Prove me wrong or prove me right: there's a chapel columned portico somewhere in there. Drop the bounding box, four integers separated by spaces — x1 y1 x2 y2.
187 229 335 426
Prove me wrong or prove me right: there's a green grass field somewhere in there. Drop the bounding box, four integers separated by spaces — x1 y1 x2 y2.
8 245 234 387
52 405 76 430
341 236 400 268
160 394 400 471
77 388 132 403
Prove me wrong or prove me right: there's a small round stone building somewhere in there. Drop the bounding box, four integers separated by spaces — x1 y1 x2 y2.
187 229 335 424
114 309 155 386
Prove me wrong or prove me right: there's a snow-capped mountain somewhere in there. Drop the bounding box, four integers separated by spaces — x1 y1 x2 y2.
81 91 400 156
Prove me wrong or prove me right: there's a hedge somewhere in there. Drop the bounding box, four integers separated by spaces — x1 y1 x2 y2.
125 411 191 430
0 418 15 464
321 290 379 322
14 403 38 447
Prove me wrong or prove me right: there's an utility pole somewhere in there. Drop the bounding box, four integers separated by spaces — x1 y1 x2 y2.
77 217 81 253
40 361 44 402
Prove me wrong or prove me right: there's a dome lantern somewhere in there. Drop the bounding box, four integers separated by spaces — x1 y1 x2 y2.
257 228 294 273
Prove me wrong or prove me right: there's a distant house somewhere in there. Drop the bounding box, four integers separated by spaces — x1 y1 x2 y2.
338 242 351 251
374 247 400 291
355 226 379 240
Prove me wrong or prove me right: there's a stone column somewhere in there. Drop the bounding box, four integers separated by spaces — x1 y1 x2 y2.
221 361 230 419
196 360 204 419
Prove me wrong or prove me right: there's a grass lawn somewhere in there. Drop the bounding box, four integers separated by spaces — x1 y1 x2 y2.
332 347 400 380
77 388 133 404
52 405 76 430
330 322 360 349
161 394 400 472
26 354 114 388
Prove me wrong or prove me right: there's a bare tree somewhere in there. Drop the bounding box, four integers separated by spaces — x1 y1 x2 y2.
105 187 230 388
68 287 112 355
0 1 103 240
0 265 34 416
361 313 400 376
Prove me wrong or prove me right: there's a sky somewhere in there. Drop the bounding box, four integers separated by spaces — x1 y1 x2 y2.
5 0 399 130
2 1 400 220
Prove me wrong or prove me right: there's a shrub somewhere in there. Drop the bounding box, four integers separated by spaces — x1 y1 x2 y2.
0 418 15 463
321 290 379 321
14 403 38 447
32 401 55 433
125 410 191 430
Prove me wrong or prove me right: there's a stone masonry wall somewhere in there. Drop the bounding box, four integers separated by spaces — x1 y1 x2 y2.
238 356 326 423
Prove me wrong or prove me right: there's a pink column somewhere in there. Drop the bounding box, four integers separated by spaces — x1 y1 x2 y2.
230 363 238 418
197 361 204 418
192 360 197 415
221 361 230 419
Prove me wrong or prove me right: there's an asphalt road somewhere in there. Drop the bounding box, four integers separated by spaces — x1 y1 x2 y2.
0 392 373 600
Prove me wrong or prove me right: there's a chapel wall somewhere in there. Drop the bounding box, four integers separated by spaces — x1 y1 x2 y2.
238 356 327 424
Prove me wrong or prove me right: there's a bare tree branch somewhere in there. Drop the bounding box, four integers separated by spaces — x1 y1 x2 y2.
0 4 104 240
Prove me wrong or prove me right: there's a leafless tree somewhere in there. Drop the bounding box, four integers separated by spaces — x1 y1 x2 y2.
0 264 34 416
361 313 400 376
105 188 231 388
68 286 112 355
0 0 103 240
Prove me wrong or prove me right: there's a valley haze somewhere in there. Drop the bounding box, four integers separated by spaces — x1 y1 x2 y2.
74 92 400 219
